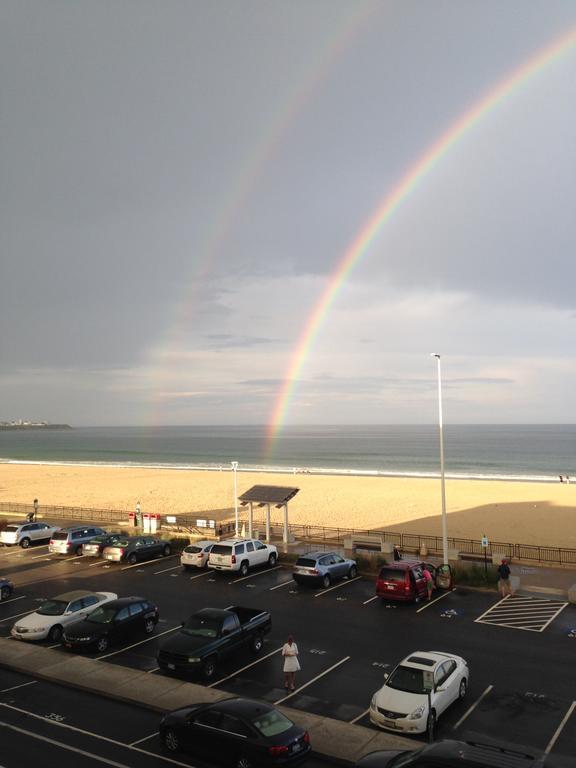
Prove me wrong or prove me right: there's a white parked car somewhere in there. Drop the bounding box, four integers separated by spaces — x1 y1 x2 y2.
11 589 117 643
207 538 278 577
370 650 469 736
0 521 60 548
180 540 214 570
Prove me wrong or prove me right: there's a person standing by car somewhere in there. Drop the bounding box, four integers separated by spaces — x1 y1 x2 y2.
422 566 434 601
282 635 300 691
497 558 512 597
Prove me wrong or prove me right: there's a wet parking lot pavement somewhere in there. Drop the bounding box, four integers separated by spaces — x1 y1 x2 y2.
1 539 576 763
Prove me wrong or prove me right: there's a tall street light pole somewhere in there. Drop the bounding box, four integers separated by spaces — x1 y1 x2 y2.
231 461 239 536
431 354 449 566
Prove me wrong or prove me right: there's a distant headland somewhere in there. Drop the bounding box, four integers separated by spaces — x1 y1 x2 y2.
0 421 72 431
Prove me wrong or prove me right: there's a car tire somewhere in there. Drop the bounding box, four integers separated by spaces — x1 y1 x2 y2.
128 552 137 565
1 586 10 600
144 618 155 634
96 635 109 653
268 552 277 567
239 561 249 578
182 565 191 572
75 545 83 556
163 728 180 752
348 565 357 579
20 538 31 549
235 756 253 768
322 574 331 589
251 634 264 654
48 625 63 643
202 657 217 680
459 678 467 700
426 709 436 741
163 544 171 557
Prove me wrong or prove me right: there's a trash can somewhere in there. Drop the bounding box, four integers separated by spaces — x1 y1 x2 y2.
435 563 453 590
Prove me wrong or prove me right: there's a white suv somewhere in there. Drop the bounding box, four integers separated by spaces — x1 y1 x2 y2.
208 538 278 577
0 521 60 548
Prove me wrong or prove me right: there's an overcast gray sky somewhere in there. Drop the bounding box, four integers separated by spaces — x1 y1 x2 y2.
2 0 576 427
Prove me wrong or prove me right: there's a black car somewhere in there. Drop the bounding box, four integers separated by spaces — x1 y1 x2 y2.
356 739 557 768
160 698 310 768
61 596 159 653
0 577 14 600
102 536 171 564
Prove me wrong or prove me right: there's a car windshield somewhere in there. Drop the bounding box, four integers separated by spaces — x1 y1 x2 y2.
86 605 117 624
251 709 293 737
184 545 202 553
181 616 219 638
296 558 317 567
210 544 232 555
5 526 19 532
386 665 426 694
88 536 107 544
37 599 68 616
378 568 405 583
110 540 130 548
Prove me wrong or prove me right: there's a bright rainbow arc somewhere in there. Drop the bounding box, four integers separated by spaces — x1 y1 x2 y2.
266 26 576 456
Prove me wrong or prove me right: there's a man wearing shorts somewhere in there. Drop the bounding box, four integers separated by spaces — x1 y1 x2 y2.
422 566 434 601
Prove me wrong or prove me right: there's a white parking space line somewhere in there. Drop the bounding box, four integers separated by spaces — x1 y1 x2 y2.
274 656 351 705
209 646 283 687
30 553 57 560
229 565 282 584
0 609 33 622
349 708 370 724
1 546 47 557
146 667 160 674
153 565 182 575
129 731 158 746
416 589 455 612
88 560 109 567
0 595 27 606
0 681 37 693
452 684 493 730
545 700 576 755
475 595 569 632
314 576 362 598
363 595 379 605
189 570 212 581
269 579 294 591
0 720 132 768
120 555 178 572
0 701 194 768
97 625 180 659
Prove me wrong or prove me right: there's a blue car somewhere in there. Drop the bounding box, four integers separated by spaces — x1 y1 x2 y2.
292 551 357 588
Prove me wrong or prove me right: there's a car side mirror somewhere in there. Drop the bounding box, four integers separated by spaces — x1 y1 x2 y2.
383 673 389 680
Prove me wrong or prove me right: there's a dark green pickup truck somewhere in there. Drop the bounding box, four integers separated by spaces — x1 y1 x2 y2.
157 605 272 680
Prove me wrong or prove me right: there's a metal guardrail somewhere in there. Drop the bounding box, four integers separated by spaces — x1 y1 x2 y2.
0 502 574 566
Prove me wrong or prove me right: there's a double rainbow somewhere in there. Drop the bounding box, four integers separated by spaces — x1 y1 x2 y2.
266 25 576 455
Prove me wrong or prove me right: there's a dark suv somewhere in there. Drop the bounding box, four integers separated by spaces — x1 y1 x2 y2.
375 561 436 602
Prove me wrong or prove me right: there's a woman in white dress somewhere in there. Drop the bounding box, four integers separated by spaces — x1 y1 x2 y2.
282 635 300 691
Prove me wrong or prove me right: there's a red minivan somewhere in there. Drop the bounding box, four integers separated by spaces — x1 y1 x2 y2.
375 561 436 602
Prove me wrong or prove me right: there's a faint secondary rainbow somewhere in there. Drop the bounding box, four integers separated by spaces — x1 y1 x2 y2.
266 25 576 455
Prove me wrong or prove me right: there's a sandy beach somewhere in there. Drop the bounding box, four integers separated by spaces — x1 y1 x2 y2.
1 463 575 548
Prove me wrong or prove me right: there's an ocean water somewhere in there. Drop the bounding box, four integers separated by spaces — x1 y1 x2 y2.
0 425 575 482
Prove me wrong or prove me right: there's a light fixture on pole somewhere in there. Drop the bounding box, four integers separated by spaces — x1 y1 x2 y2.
431 353 449 566
231 461 239 536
